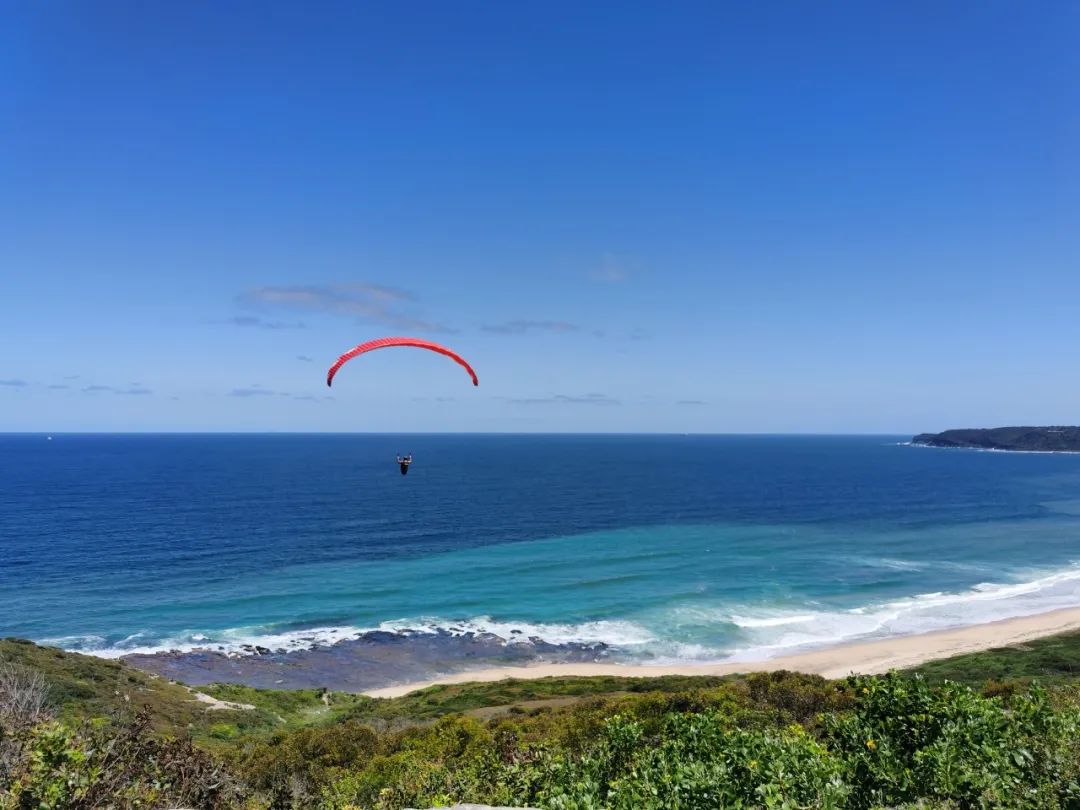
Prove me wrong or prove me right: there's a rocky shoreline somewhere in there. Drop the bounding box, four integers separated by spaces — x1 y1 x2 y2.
911 426 1080 452
122 627 616 691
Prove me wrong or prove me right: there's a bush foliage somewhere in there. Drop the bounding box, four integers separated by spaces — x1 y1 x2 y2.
0 711 240 809
307 673 1080 810
6 637 1080 808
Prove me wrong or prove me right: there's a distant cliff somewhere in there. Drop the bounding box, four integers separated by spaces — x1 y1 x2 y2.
911 426 1080 452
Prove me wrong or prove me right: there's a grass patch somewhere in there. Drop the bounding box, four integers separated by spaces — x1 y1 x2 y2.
909 629 1080 685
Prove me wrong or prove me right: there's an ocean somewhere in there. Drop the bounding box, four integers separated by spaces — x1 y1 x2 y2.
3 434 1080 687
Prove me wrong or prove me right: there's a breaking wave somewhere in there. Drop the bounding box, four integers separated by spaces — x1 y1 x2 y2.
65 563 1080 665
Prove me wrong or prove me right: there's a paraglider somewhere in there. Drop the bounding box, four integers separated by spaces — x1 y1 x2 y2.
326 337 478 477
326 337 479 388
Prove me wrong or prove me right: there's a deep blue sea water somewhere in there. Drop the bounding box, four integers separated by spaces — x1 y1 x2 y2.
3 434 1080 664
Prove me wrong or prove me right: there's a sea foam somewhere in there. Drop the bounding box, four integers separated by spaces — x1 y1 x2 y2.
73 563 1080 665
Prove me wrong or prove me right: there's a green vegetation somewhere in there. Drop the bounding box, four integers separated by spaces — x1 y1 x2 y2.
1 711 240 809
0 637 217 734
909 629 1080 686
6 634 1080 807
0 638 353 749
337 675 732 727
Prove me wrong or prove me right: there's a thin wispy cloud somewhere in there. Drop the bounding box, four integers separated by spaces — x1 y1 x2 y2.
482 320 580 335
506 393 621 406
677 399 708 406
229 387 279 398
0 379 26 387
238 283 454 334
590 253 630 283
222 315 307 330
81 384 153 395
48 384 70 390
333 282 415 303
628 328 652 341
296 355 314 363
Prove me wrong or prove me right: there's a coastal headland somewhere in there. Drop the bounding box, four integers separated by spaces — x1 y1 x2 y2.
912 426 1080 452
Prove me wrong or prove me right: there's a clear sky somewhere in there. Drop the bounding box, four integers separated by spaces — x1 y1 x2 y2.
2 2 1077 433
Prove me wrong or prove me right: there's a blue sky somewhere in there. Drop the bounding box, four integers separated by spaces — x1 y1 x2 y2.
2 2 1077 432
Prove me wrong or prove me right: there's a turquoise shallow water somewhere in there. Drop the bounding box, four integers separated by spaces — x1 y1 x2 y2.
3 434 1080 662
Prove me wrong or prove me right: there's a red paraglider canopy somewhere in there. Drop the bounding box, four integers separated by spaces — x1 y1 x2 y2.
326 337 479 388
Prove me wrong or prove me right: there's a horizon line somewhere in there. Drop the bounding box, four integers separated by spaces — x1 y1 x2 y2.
1 430 915 437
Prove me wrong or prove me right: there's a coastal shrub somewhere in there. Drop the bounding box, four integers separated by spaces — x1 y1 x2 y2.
824 672 1080 809
981 677 1025 701
0 710 239 810
235 719 380 807
744 670 854 728
528 712 849 810
0 660 53 787
315 689 753 809
9 642 1080 809
210 722 243 741
316 701 849 809
316 715 503 810
0 661 51 730
360 711 847 809
313 675 1080 810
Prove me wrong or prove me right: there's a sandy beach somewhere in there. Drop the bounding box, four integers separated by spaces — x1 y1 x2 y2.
363 606 1080 698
